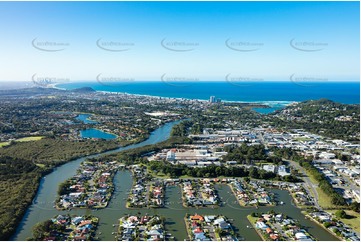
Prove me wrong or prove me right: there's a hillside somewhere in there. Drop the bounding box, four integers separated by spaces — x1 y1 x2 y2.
268 99 360 142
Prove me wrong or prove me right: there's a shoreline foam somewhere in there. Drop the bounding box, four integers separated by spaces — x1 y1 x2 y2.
53 82 298 108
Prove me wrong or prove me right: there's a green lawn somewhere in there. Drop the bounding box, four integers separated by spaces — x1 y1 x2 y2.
0 142 9 148
328 210 360 233
247 214 259 225
178 175 194 179
146 167 170 179
305 169 319 185
16 136 44 142
155 171 167 177
294 137 313 142
303 167 344 209
247 215 266 240
0 136 44 148
316 187 334 209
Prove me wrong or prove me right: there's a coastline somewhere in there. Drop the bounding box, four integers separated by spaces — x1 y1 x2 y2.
50 83 66 90
52 82 298 108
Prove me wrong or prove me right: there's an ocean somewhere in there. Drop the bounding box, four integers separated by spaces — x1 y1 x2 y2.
56 81 360 107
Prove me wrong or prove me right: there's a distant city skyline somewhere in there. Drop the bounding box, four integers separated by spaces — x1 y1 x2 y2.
0 1 359 82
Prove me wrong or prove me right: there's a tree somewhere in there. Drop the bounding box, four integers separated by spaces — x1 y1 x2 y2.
249 167 259 179
323 222 332 228
349 202 360 213
32 220 53 240
335 210 347 219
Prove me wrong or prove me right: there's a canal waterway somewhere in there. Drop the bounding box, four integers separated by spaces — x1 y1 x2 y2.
12 120 339 241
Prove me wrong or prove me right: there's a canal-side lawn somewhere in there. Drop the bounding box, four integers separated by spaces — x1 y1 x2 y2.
327 210 360 233
246 215 266 240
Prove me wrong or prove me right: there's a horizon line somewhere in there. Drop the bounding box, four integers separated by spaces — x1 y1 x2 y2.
0 80 360 83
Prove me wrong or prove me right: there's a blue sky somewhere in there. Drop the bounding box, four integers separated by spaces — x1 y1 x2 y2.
0 1 359 82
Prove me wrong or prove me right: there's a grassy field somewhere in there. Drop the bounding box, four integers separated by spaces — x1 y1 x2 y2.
247 214 259 225
303 167 344 209
146 167 170 179
305 169 319 185
0 136 44 148
0 142 10 147
328 210 360 233
294 137 313 142
316 187 334 209
16 136 44 142
179 175 194 179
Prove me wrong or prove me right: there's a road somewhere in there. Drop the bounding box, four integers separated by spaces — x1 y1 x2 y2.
257 132 268 149
333 168 359 193
257 131 321 209
284 159 321 210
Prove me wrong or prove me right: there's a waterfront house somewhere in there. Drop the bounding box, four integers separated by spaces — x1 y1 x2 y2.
194 232 208 241
295 232 311 240
191 214 204 222
269 233 279 240
72 216 84 226
256 221 268 230
204 215 216 223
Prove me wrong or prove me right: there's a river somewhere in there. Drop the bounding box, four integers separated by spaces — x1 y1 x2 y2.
12 120 339 241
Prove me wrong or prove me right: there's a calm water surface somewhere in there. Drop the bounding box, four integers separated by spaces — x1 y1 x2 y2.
12 120 339 241
76 114 98 124
80 128 117 140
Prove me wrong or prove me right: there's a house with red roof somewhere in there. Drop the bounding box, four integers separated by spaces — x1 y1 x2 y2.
190 214 204 221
